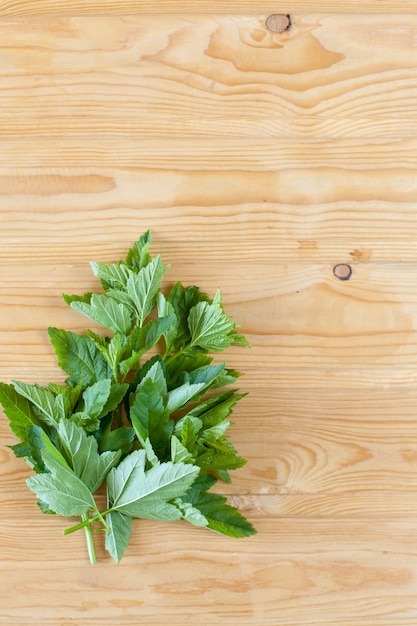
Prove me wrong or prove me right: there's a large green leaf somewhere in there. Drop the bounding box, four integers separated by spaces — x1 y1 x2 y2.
48 327 111 386
106 449 199 519
188 292 237 352
12 381 64 428
0 382 41 441
26 465 96 517
71 294 132 334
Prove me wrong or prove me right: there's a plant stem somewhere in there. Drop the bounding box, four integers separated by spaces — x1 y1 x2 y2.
81 512 97 565
64 508 112 536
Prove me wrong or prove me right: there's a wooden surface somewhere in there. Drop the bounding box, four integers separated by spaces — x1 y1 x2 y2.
3 1 417 15
2 8 417 626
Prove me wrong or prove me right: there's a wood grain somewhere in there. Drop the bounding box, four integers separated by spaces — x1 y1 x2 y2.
2 14 417 139
2 7 417 626
1 1 417 15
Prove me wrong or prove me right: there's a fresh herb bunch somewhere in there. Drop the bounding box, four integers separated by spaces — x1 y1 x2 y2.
0 231 256 564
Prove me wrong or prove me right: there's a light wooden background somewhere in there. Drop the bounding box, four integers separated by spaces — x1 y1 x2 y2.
2 2 417 624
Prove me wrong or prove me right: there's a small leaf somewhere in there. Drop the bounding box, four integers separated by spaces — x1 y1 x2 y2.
130 378 173 460
174 416 203 451
183 475 256 538
99 383 129 418
81 379 112 419
62 292 93 306
173 498 208 527
105 511 132 563
196 449 247 472
166 282 210 351
90 261 130 291
137 359 167 397
166 381 207 413
126 255 167 325
171 435 194 464
125 230 152 271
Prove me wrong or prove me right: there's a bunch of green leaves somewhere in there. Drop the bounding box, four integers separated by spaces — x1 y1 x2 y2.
0 231 256 564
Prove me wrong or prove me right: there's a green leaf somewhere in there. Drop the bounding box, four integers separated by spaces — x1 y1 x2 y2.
48 383 83 418
12 381 64 428
130 378 173 460
171 435 194 464
157 292 177 352
137 359 167 397
195 449 247 472
97 426 135 455
166 282 211 351
164 352 213 389
105 511 132 563
9 425 46 473
174 415 203 451
80 379 112 419
173 498 208 527
126 255 167 325
48 327 111 386
99 383 129 417
166 381 207 413
27 470 96 517
54 419 121 493
183 475 256 538
106 288 136 313
186 389 239 422
62 292 93 306
90 261 131 291
186 362 226 387
124 230 152 271
71 294 132 334
107 449 200 520
93 333 126 377
188 292 236 352
27 433 97 517
0 382 41 441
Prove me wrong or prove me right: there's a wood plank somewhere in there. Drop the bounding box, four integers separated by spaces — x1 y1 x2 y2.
2 261 417 371
0 1 417 16
1 518 417 623
2 15 417 139
4 387 417 497
2 6 417 624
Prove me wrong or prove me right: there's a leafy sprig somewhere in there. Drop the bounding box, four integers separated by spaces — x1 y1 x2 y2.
0 231 256 563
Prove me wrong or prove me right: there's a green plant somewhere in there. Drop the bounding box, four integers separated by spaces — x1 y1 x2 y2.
0 231 256 563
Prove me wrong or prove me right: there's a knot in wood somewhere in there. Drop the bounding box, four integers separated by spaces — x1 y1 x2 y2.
333 264 353 281
265 14 291 33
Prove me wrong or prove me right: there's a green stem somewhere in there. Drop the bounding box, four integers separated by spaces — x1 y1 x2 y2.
164 342 193 366
64 508 113 536
81 512 97 565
